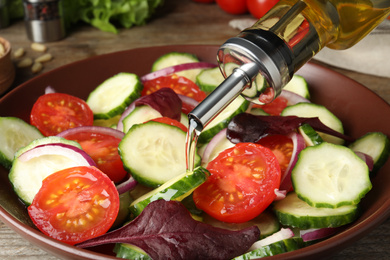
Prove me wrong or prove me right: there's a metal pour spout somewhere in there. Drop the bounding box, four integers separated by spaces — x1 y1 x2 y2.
188 62 260 132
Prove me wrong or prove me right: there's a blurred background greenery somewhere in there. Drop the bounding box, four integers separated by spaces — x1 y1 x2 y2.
7 0 165 33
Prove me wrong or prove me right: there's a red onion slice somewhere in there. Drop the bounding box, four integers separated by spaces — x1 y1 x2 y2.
44 86 56 94
300 227 341 242
249 228 295 250
178 94 199 114
140 62 217 82
18 143 96 167
279 132 306 191
355 151 374 171
57 125 125 140
201 128 235 166
116 174 137 194
280 90 311 105
117 102 136 132
274 189 287 201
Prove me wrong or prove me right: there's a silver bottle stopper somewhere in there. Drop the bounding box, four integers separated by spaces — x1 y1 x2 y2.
23 0 66 42
188 29 291 131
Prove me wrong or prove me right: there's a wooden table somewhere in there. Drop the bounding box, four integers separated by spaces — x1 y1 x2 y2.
1 1 389 259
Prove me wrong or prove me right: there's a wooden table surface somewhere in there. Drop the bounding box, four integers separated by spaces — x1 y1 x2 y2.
1 1 390 259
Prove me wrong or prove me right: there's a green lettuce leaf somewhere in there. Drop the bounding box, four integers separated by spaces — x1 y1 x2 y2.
8 0 165 34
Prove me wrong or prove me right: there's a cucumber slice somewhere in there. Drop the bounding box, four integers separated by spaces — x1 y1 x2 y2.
233 237 305 260
114 243 152 260
9 138 93 205
0 117 44 169
298 123 323 146
292 142 371 208
180 112 189 128
248 107 269 116
273 192 360 229
281 103 344 144
204 209 280 239
198 96 249 144
111 191 132 229
122 105 162 133
181 192 204 216
195 66 224 93
86 72 143 119
151 52 200 83
93 115 121 128
283 75 310 99
119 121 201 187
129 166 209 217
349 132 390 174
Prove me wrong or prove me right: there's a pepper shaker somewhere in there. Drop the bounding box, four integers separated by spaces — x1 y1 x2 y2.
23 0 66 42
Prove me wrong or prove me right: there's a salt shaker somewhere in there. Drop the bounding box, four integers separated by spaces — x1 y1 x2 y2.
23 0 66 42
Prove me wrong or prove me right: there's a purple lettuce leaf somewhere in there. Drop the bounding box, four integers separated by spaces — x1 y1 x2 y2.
77 200 260 260
135 87 182 122
227 113 355 144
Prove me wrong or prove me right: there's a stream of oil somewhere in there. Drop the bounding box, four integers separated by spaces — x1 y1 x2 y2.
185 118 201 172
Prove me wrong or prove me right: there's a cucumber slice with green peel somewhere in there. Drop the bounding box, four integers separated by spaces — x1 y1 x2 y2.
283 75 310 99
180 112 189 128
122 105 162 133
349 132 390 174
181 192 204 216
248 107 269 116
233 237 305 260
204 209 280 239
298 123 323 146
114 243 152 260
86 73 143 119
281 103 344 145
292 142 371 208
0 117 44 169
195 66 224 93
14 136 81 158
198 96 249 144
93 115 121 128
9 141 94 205
111 191 133 229
129 166 209 217
151 52 201 83
119 121 201 188
273 192 360 229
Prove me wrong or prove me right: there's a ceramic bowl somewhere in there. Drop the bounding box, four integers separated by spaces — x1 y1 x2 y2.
0 45 389 260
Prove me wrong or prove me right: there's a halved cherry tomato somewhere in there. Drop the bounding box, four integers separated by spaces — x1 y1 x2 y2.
193 142 281 223
254 95 288 115
216 0 248 15
150 117 188 132
30 93 94 136
246 0 279 19
256 134 293 179
28 166 120 245
60 129 127 183
142 74 207 102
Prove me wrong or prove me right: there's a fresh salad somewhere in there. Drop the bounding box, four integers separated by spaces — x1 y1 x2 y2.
0 51 389 260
